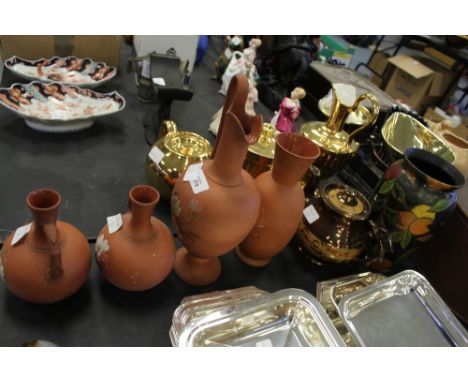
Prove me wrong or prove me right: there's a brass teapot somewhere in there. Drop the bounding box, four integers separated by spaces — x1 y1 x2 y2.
145 120 212 201
301 83 380 180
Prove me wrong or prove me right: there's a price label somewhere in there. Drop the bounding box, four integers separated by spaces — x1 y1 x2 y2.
183 162 204 181
152 77 166 87
303 205 320 224
107 213 123 234
11 223 32 246
189 169 209 194
148 146 165 165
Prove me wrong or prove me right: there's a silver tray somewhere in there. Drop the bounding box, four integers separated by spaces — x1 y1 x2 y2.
338 270 468 347
170 286 268 346
316 272 386 345
177 288 345 347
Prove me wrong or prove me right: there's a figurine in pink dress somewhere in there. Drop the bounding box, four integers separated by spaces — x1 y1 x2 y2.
271 87 306 133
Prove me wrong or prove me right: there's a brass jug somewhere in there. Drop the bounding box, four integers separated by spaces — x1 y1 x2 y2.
242 123 276 178
145 120 212 201
301 83 380 180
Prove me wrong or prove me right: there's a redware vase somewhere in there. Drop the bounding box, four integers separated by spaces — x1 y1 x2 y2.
171 74 263 286
236 133 320 267
0 189 91 303
96 185 175 291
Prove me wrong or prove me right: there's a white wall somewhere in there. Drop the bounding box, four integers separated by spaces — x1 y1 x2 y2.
133 35 198 73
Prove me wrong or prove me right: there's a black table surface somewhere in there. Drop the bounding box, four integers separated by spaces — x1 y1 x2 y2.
0 39 366 346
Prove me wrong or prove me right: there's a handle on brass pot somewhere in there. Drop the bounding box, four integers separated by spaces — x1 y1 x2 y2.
347 93 380 146
364 220 393 267
42 222 63 280
158 120 178 140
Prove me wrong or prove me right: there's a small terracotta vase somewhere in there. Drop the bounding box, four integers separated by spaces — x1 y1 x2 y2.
171 74 263 286
0 189 91 303
236 133 320 267
96 185 175 291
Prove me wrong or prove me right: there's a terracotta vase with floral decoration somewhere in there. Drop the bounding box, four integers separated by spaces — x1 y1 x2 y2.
0 189 91 303
371 148 465 272
96 185 175 291
171 74 263 286
236 133 320 267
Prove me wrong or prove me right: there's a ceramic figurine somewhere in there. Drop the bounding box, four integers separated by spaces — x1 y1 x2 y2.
171 75 263 286
219 51 247 96
213 35 244 82
96 185 175 291
271 87 306 134
243 38 262 85
0 189 91 303
371 148 465 272
236 133 320 267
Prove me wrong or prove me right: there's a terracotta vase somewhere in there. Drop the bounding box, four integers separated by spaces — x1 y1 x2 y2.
171 74 263 286
236 133 320 267
0 189 91 303
371 148 465 272
96 185 175 291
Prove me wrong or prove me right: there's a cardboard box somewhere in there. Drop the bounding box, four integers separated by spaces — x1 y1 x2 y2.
384 55 456 112
368 51 389 88
0 36 122 67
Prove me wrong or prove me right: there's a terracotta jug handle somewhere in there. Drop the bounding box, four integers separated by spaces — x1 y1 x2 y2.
347 93 380 146
42 222 63 280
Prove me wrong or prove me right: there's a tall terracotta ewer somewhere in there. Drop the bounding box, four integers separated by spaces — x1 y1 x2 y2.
96 185 175 291
171 74 263 286
0 189 91 303
236 133 320 267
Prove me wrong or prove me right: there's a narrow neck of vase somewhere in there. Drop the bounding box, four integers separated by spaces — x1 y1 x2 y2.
127 185 159 239
26 189 61 249
208 111 261 185
404 148 465 192
272 133 321 186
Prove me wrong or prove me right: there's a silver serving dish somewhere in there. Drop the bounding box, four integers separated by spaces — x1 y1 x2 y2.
177 288 345 347
338 270 468 347
316 272 386 345
170 286 268 346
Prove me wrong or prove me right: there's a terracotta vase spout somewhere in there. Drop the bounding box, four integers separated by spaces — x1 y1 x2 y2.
171 74 263 286
237 133 320 267
96 185 175 291
0 189 92 303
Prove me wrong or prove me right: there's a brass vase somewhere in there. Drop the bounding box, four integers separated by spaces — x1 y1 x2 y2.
242 122 276 178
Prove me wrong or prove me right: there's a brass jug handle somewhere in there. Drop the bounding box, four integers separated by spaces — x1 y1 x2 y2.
158 120 178 140
347 93 380 146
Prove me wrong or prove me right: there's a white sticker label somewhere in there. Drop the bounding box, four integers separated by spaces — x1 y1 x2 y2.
148 146 165 165
256 339 273 347
11 223 32 246
183 162 204 181
107 213 123 234
141 59 150 79
303 205 320 224
224 48 233 60
189 169 210 194
152 77 166 86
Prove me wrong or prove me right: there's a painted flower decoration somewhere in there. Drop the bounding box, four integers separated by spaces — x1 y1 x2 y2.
0 257 4 282
397 204 435 237
95 234 110 260
171 193 181 217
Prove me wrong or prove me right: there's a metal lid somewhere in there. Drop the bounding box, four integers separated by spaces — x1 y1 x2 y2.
247 123 276 159
301 121 359 154
164 131 212 158
320 182 370 221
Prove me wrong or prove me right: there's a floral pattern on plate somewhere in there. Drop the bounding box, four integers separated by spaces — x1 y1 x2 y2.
0 81 125 132
5 56 116 88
